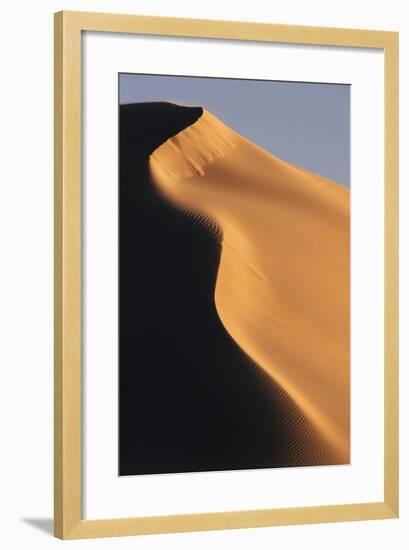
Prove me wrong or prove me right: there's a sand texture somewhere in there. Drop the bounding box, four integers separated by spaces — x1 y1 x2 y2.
150 108 350 464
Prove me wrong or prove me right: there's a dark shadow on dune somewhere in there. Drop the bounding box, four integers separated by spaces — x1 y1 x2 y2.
119 101 336 476
22 518 53 536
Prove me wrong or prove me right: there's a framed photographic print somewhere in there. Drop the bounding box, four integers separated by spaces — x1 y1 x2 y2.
54 11 399 539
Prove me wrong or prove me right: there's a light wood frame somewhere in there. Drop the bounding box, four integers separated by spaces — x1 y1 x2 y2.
54 10 399 540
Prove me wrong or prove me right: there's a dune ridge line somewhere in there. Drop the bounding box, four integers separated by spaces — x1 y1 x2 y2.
149 107 350 465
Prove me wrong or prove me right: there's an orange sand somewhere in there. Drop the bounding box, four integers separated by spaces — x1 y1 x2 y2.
150 109 350 463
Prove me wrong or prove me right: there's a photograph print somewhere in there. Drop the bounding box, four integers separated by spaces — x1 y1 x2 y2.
119 73 350 476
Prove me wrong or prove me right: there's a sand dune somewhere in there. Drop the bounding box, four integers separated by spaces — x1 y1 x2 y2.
150 108 350 463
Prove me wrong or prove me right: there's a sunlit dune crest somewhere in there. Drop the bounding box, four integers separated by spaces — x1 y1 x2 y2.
150 108 350 464
150 110 235 179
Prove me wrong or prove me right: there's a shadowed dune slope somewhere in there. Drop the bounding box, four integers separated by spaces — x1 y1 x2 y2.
150 107 350 464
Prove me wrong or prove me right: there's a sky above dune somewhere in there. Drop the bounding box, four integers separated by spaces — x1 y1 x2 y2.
119 73 350 187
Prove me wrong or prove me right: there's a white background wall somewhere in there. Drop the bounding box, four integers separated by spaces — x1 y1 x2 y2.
0 1 406 548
